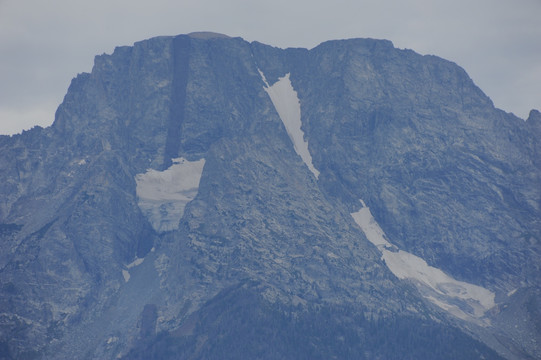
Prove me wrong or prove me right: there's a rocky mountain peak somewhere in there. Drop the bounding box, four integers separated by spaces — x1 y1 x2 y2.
187 31 231 39
0 33 538 359
527 108 541 123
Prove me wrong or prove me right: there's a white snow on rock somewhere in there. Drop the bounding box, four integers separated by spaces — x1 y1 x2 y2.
135 157 205 233
121 257 145 283
351 207 394 249
126 257 144 269
122 269 130 282
260 70 320 179
351 201 495 322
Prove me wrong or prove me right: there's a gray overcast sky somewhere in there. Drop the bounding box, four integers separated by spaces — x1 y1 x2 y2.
1 0 540 135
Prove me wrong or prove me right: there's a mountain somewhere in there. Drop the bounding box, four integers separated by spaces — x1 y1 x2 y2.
0 32 539 359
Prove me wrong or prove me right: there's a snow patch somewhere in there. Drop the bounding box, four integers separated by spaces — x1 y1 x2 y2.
327 252 340 259
351 201 495 321
122 269 130 282
351 207 393 248
507 288 517 297
121 257 145 283
135 157 205 233
260 70 320 179
126 257 144 269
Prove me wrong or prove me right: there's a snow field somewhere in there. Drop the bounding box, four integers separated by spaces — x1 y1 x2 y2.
260 70 320 179
135 157 205 233
351 201 495 321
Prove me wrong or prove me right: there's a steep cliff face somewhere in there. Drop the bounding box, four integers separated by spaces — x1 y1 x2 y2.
253 38 540 290
0 33 539 359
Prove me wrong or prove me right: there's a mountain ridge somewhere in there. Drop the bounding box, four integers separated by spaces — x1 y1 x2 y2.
0 33 539 359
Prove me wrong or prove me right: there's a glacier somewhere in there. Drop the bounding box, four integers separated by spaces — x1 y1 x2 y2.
135 157 205 233
351 202 495 322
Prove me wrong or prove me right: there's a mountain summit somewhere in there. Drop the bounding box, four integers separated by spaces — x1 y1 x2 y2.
0 34 539 359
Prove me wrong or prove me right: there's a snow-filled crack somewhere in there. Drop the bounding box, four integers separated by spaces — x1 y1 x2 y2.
259 70 320 179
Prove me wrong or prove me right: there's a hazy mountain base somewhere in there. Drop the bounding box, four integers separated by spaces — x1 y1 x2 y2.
121 282 503 360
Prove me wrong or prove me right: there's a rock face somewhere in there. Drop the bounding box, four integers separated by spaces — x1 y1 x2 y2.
0 33 539 359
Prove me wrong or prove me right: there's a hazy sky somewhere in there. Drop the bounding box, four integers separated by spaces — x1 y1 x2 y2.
1 0 540 135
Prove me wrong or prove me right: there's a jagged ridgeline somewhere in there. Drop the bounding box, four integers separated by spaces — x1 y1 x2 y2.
0 32 539 359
